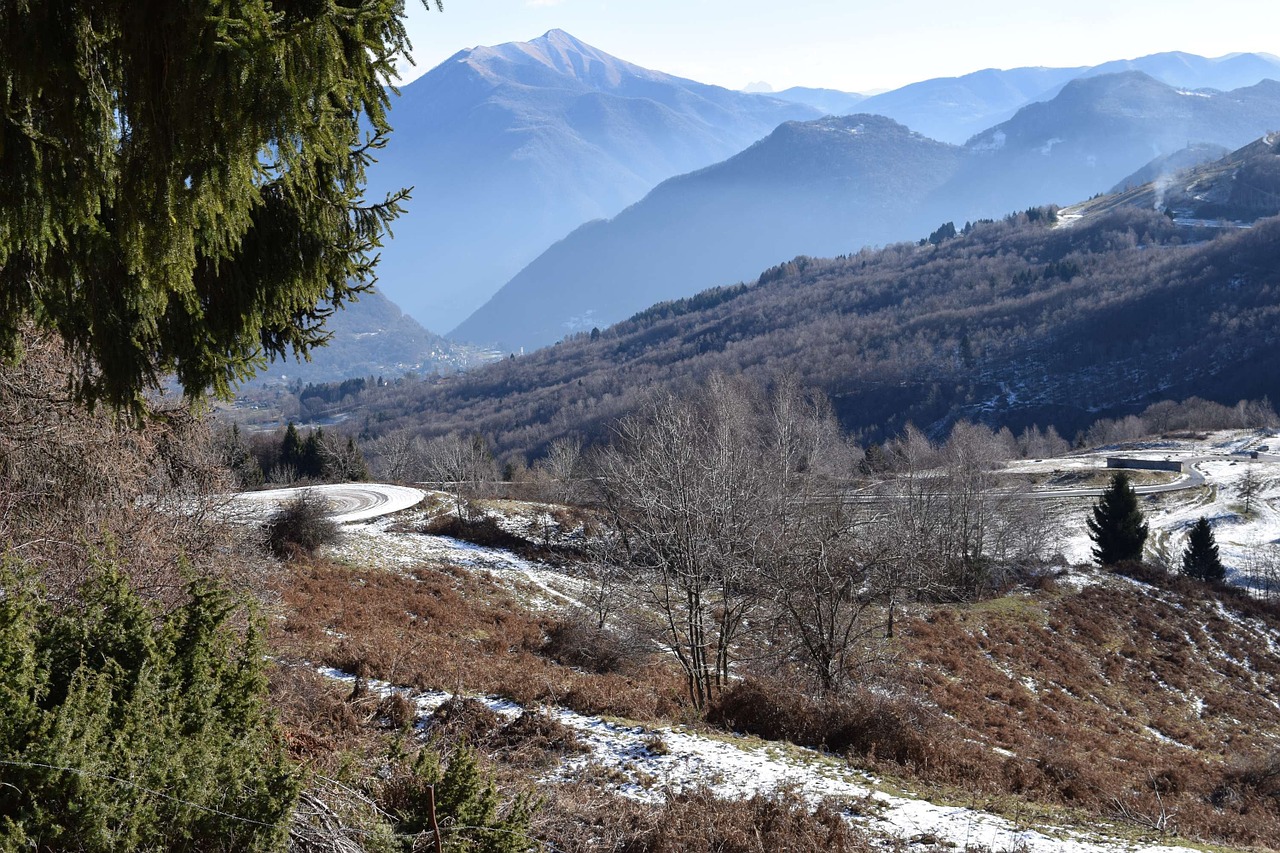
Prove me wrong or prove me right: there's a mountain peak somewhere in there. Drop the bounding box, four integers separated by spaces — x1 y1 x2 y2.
461 29 656 91
536 28 585 47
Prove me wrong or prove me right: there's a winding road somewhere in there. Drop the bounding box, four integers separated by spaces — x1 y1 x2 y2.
1030 459 1208 499
228 483 426 524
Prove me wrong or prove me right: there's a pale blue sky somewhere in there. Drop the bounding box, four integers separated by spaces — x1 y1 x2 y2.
397 0 1277 93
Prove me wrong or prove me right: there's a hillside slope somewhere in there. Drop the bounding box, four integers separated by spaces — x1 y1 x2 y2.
1066 133 1280 224
450 114 963 351
274 465 1280 851
354 206 1280 457
947 73 1280 218
453 74 1280 352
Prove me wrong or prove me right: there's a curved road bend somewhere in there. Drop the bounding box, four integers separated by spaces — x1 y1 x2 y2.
228 483 426 524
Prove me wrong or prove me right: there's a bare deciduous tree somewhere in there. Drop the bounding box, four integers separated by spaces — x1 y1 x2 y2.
421 432 497 517
535 436 585 504
0 328 259 606
597 374 890 703
366 427 425 483
596 378 770 709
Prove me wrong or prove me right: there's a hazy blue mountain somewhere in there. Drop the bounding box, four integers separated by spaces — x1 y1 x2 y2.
851 52 1280 144
770 86 867 116
364 29 819 331
451 115 964 351
946 73 1280 219
245 290 489 387
858 66 1085 144
1082 51 1280 93
1066 134 1280 225
452 73 1280 353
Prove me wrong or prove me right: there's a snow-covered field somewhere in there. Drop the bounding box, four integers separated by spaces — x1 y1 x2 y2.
327 510 588 608
1025 430 1280 579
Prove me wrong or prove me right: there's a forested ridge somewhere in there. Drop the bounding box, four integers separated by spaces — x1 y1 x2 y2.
345 207 1280 457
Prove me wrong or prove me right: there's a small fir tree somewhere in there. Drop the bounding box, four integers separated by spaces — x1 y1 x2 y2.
1181 516 1226 582
1240 463 1261 515
1087 472 1149 566
280 422 303 472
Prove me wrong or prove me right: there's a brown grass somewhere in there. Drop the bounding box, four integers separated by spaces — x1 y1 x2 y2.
707 679 942 768
267 535 1280 849
894 575 1280 848
270 556 687 722
534 784 879 853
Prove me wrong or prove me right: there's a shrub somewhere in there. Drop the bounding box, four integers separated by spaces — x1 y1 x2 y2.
421 512 585 565
382 746 536 853
379 692 418 732
423 513 526 549
1109 559 1167 584
0 561 297 850
614 787 869 853
491 711 585 761
541 616 634 674
426 697 502 746
1214 752 1280 807
706 679 931 766
264 490 339 558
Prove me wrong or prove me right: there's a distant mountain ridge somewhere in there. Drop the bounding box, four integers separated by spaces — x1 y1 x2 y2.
244 290 488 387
1065 133 1280 225
451 73 1280 353
767 51 1280 144
364 29 819 331
946 73 1280 217
450 114 963 350
770 86 868 116
364 35 1280 345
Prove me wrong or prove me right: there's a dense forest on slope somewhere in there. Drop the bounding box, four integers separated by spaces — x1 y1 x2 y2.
345 208 1280 458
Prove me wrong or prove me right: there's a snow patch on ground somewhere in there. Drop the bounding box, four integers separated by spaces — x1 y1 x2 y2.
327 507 589 609
1039 430 1280 576
313 666 1203 853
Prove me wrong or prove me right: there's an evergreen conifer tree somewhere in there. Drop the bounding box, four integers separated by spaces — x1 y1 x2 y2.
280 422 303 472
1087 471 1149 565
0 1 440 414
1181 516 1226 582
301 428 326 480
